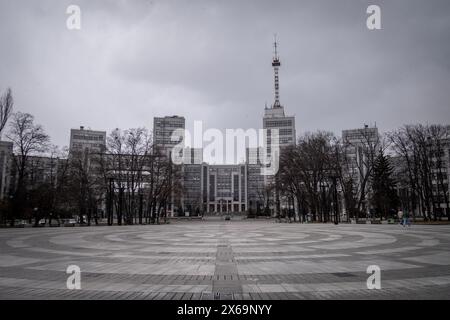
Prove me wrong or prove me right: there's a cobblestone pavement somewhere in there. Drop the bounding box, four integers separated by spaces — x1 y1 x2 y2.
0 221 449 299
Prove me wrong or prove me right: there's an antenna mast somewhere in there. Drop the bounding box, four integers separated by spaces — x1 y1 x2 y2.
272 34 281 108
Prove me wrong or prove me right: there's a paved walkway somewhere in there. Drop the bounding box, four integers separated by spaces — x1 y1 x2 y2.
0 221 449 299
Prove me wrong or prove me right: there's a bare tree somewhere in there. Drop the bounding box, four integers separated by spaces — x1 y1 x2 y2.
0 88 14 138
256 183 274 217
341 127 385 219
333 139 358 222
7 112 50 224
100 128 158 225
107 128 126 225
122 128 151 224
48 146 72 223
390 124 450 221
69 154 101 226
277 132 337 223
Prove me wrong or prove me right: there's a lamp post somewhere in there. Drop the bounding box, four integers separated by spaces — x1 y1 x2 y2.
139 192 143 225
319 182 326 223
33 207 38 227
108 177 114 226
331 175 339 225
8 195 15 225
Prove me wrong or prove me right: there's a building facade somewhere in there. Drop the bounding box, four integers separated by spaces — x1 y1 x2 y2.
245 38 296 216
69 126 106 155
180 163 248 215
202 164 247 214
342 125 379 182
342 125 380 216
0 141 13 201
153 116 185 158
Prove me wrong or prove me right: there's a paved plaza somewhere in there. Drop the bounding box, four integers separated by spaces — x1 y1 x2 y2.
0 220 450 300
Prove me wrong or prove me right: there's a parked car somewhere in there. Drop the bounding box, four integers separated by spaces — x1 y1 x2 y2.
224 214 231 221
38 219 46 227
64 219 77 227
77 215 87 224
14 219 26 228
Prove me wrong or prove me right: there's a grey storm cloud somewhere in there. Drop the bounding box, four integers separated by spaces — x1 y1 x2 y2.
0 0 449 153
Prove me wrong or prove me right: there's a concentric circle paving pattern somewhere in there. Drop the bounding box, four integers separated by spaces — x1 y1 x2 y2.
1 221 450 299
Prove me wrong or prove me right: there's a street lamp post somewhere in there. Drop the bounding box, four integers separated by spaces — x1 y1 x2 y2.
332 175 339 225
108 177 114 226
320 182 326 223
33 207 38 227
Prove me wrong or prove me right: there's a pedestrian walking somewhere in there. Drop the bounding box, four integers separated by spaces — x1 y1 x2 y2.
402 211 410 227
398 210 404 225
405 212 412 227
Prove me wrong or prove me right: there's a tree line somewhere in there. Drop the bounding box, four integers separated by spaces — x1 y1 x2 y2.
1 88 448 225
0 89 181 226
274 125 449 222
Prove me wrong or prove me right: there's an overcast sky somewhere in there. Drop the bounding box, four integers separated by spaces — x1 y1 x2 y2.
1 0 449 162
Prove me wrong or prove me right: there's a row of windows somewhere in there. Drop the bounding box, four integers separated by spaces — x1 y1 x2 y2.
155 138 183 144
154 130 184 136
154 122 185 128
280 137 293 144
72 134 105 141
343 131 378 142
71 143 105 149
264 120 293 128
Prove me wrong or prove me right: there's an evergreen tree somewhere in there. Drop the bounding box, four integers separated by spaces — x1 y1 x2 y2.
256 202 262 216
371 151 399 219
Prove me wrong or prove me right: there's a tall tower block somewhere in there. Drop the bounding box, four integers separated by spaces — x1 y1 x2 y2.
263 36 296 147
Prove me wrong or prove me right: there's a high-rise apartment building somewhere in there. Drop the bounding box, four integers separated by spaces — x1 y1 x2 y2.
247 38 296 215
153 116 185 158
69 126 106 155
263 38 296 149
342 125 379 215
342 125 379 178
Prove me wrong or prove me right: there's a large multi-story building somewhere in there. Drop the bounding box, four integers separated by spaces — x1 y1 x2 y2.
2 39 302 218
153 116 186 217
202 164 247 214
246 39 296 215
179 148 203 215
69 126 106 155
69 126 107 184
246 147 267 211
263 109 296 147
392 128 450 218
263 38 296 149
0 141 13 201
153 116 185 158
183 147 203 165
180 163 248 215
431 133 450 216
341 125 379 216
342 125 379 178
13 155 62 189
181 163 202 215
